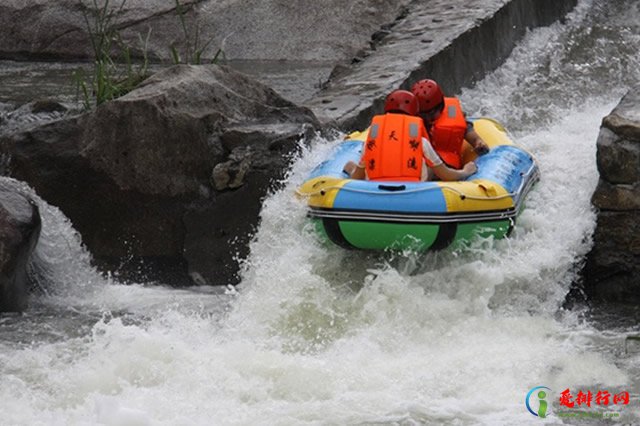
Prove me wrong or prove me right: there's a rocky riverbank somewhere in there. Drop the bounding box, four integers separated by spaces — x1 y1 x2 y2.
585 87 640 303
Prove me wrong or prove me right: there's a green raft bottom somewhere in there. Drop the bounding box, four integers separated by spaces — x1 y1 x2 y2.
313 219 512 251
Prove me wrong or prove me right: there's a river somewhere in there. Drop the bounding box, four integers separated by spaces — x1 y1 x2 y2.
1 0 639 424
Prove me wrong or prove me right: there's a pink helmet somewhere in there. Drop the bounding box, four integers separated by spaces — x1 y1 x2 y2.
411 79 444 112
384 90 419 115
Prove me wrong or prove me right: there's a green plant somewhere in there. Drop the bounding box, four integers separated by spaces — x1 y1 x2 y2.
169 0 225 65
73 0 151 108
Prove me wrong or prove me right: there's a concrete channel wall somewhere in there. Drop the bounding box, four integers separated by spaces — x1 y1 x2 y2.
305 0 578 131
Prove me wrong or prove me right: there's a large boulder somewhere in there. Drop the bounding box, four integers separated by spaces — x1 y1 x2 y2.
0 64 319 285
585 88 640 303
0 0 410 62
0 182 41 312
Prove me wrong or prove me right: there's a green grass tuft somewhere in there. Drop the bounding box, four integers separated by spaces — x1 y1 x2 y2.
73 0 151 108
170 0 225 65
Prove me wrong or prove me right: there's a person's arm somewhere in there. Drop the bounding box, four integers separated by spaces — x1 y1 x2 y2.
431 161 477 181
422 137 477 181
465 123 489 155
343 160 366 179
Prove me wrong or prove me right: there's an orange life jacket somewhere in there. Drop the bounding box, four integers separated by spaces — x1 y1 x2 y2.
362 113 427 181
430 97 467 169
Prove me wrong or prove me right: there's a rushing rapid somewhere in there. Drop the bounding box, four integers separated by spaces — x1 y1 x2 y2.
1 0 640 424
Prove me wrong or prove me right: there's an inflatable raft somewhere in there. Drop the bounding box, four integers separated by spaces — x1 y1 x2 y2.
297 118 539 251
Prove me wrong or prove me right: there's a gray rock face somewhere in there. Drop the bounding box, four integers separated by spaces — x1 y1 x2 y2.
0 185 41 312
0 0 196 61
0 64 318 285
586 87 640 303
596 127 640 184
0 0 410 62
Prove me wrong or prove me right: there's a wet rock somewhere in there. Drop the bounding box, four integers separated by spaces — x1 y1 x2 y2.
592 180 640 211
596 127 640 184
0 0 411 62
31 99 68 114
0 100 72 137
0 185 41 312
211 147 252 191
585 87 640 303
0 64 319 285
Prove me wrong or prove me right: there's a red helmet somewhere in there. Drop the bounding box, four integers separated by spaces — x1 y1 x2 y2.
384 90 419 115
411 79 444 112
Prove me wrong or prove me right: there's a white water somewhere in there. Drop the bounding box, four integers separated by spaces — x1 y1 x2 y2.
2 0 640 424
